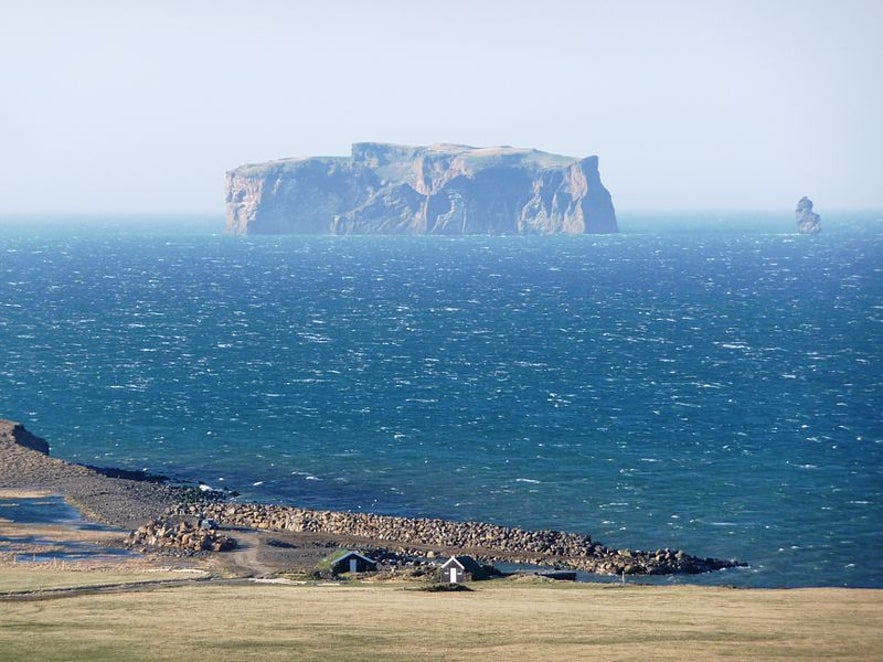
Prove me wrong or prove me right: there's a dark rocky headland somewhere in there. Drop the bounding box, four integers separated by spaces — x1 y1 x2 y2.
1 419 741 577
226 142 618 236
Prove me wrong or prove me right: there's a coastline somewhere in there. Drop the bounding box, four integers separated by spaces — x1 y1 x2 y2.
0 420 184 530
2 419 882 660
1 419 740 578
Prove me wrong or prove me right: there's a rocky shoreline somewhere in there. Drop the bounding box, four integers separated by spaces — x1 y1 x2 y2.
1 419 742 577
0 420 184 529
165 502 737 576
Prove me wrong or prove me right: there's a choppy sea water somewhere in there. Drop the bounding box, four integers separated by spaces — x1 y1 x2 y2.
1 213 881 587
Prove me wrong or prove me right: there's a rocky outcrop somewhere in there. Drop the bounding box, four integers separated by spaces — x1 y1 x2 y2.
226 143 617 235
1 419 189 529
796 196 821 234
0 419 50 455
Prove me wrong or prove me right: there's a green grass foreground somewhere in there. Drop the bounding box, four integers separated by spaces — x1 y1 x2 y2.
0 568 880 661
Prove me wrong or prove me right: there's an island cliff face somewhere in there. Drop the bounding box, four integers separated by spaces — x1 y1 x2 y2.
226 143 617 235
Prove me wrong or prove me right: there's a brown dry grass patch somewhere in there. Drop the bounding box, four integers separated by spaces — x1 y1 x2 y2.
0 565 208 594
0 576 880 661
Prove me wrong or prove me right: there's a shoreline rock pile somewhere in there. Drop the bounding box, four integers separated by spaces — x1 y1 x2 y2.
178 501 741 576
124 517 236 555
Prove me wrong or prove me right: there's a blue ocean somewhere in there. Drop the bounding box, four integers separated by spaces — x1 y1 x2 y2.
1 212 881 588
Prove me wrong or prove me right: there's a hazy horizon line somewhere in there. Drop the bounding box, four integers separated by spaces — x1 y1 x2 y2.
2 206 881 221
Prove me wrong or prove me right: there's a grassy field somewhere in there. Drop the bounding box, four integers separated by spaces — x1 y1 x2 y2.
0 572 880 661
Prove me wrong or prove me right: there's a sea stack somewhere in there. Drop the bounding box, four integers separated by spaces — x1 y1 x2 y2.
795 196 821 235
226 143 617 235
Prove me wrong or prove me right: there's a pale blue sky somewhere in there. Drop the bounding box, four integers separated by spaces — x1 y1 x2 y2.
1 0 880 214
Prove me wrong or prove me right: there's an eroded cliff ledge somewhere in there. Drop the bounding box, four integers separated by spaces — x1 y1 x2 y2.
226 142 617 235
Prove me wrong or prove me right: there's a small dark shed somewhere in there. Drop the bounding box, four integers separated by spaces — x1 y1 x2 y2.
328 550 378 574
440 555 492 583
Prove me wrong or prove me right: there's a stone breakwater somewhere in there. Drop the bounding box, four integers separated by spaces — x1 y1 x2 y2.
181 502 741 576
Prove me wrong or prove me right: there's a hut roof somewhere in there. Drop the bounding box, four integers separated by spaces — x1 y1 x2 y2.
327 549 376 565
441 555 484 574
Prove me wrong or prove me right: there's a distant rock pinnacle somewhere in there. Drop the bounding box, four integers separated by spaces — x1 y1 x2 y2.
795 196 821 235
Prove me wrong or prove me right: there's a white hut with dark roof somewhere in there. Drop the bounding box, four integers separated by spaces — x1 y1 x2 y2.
440 555 492 583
